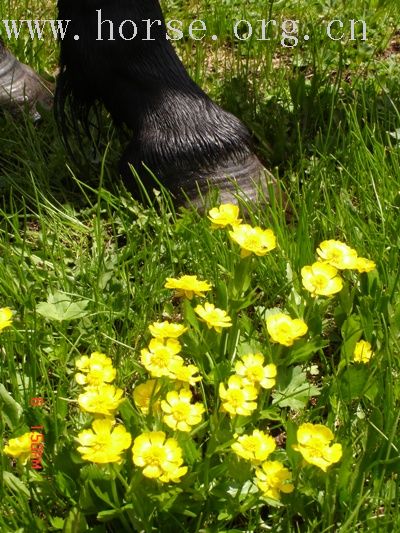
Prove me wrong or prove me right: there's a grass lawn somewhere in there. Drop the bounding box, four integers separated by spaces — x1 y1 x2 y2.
1 0 400 531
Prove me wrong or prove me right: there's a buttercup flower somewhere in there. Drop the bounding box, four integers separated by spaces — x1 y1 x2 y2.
164 275 212 299
266 313 308 347
76 418 131 463
234 353 277 389
161 389 205 432
255 461 294 500
75 352 116 386
219 375 258 416
133 379 161 414
169 360 202 385
229 224 277 258
354 257 376 273
148 321 187 339
208 204 242 228
194 302 232 332
132 431 188 483
293 423 342 471
317 240 358 270
0 307 13 332
4 432 42 465
140 338 184 378
301 262 343 297
353 340 374 363
232 429 276 463
78 384 124 416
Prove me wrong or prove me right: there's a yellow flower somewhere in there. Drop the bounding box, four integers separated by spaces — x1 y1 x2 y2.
353 340 374 363
148 321 187 339
78 384 124 416
234 353 277 389
169 360 202 386
255 461 294 500
4 432 41 465
132 431 188 483
161 389 205 432
231 429 276 463
75 352 116 386
219 375 258 417
292 423 342 472
194 302 232 332
266 313 308 347
317 240 358 270
164 275 212 299
76 418 131 463
133 379 161 414
301 262 343 297
0 307 13 332
140 338 184 378
208 203 242 228
229 224 276 258
355 257 376 273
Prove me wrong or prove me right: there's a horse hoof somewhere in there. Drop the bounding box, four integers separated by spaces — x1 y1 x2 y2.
0 41 53 119
173 155 278 211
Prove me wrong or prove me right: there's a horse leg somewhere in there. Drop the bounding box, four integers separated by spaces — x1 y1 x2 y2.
56 1 278 208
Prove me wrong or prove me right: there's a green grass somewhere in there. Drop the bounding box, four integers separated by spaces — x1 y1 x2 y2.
1 1 400 531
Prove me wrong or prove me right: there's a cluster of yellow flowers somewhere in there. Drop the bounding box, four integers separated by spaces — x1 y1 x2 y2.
74 352 131 463
1 310 43 467
133 311 217 481
140 319 202 385
208 204 277 258
229 421 343 501
232 429 294 500
302 239 376 297
136 320 205 434
219 354 277 416
3 205 377 505
74 351 190 482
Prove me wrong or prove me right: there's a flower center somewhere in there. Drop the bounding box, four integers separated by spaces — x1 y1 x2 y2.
228 390 245 406
313 275 328 289
145 446 166 466
172 404 190 420
247 366 263 381
244 236 260 249
244 438 257 452
152 353 169 368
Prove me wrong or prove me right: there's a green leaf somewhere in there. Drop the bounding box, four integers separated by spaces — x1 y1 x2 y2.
0 384 23 429
339 366 377 401
288 337 328 364
176 435 201 465
63 507 88 533
97 506 133 522
49 517 65 530
272 366 320 409
3 471 30 497
182 298 200 331
341 314 363 361
36 290 89 322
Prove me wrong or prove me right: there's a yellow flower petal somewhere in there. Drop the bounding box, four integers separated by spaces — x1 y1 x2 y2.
164 275 212 299
229 224 276 257
266 313 308 346
208 204 242 228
